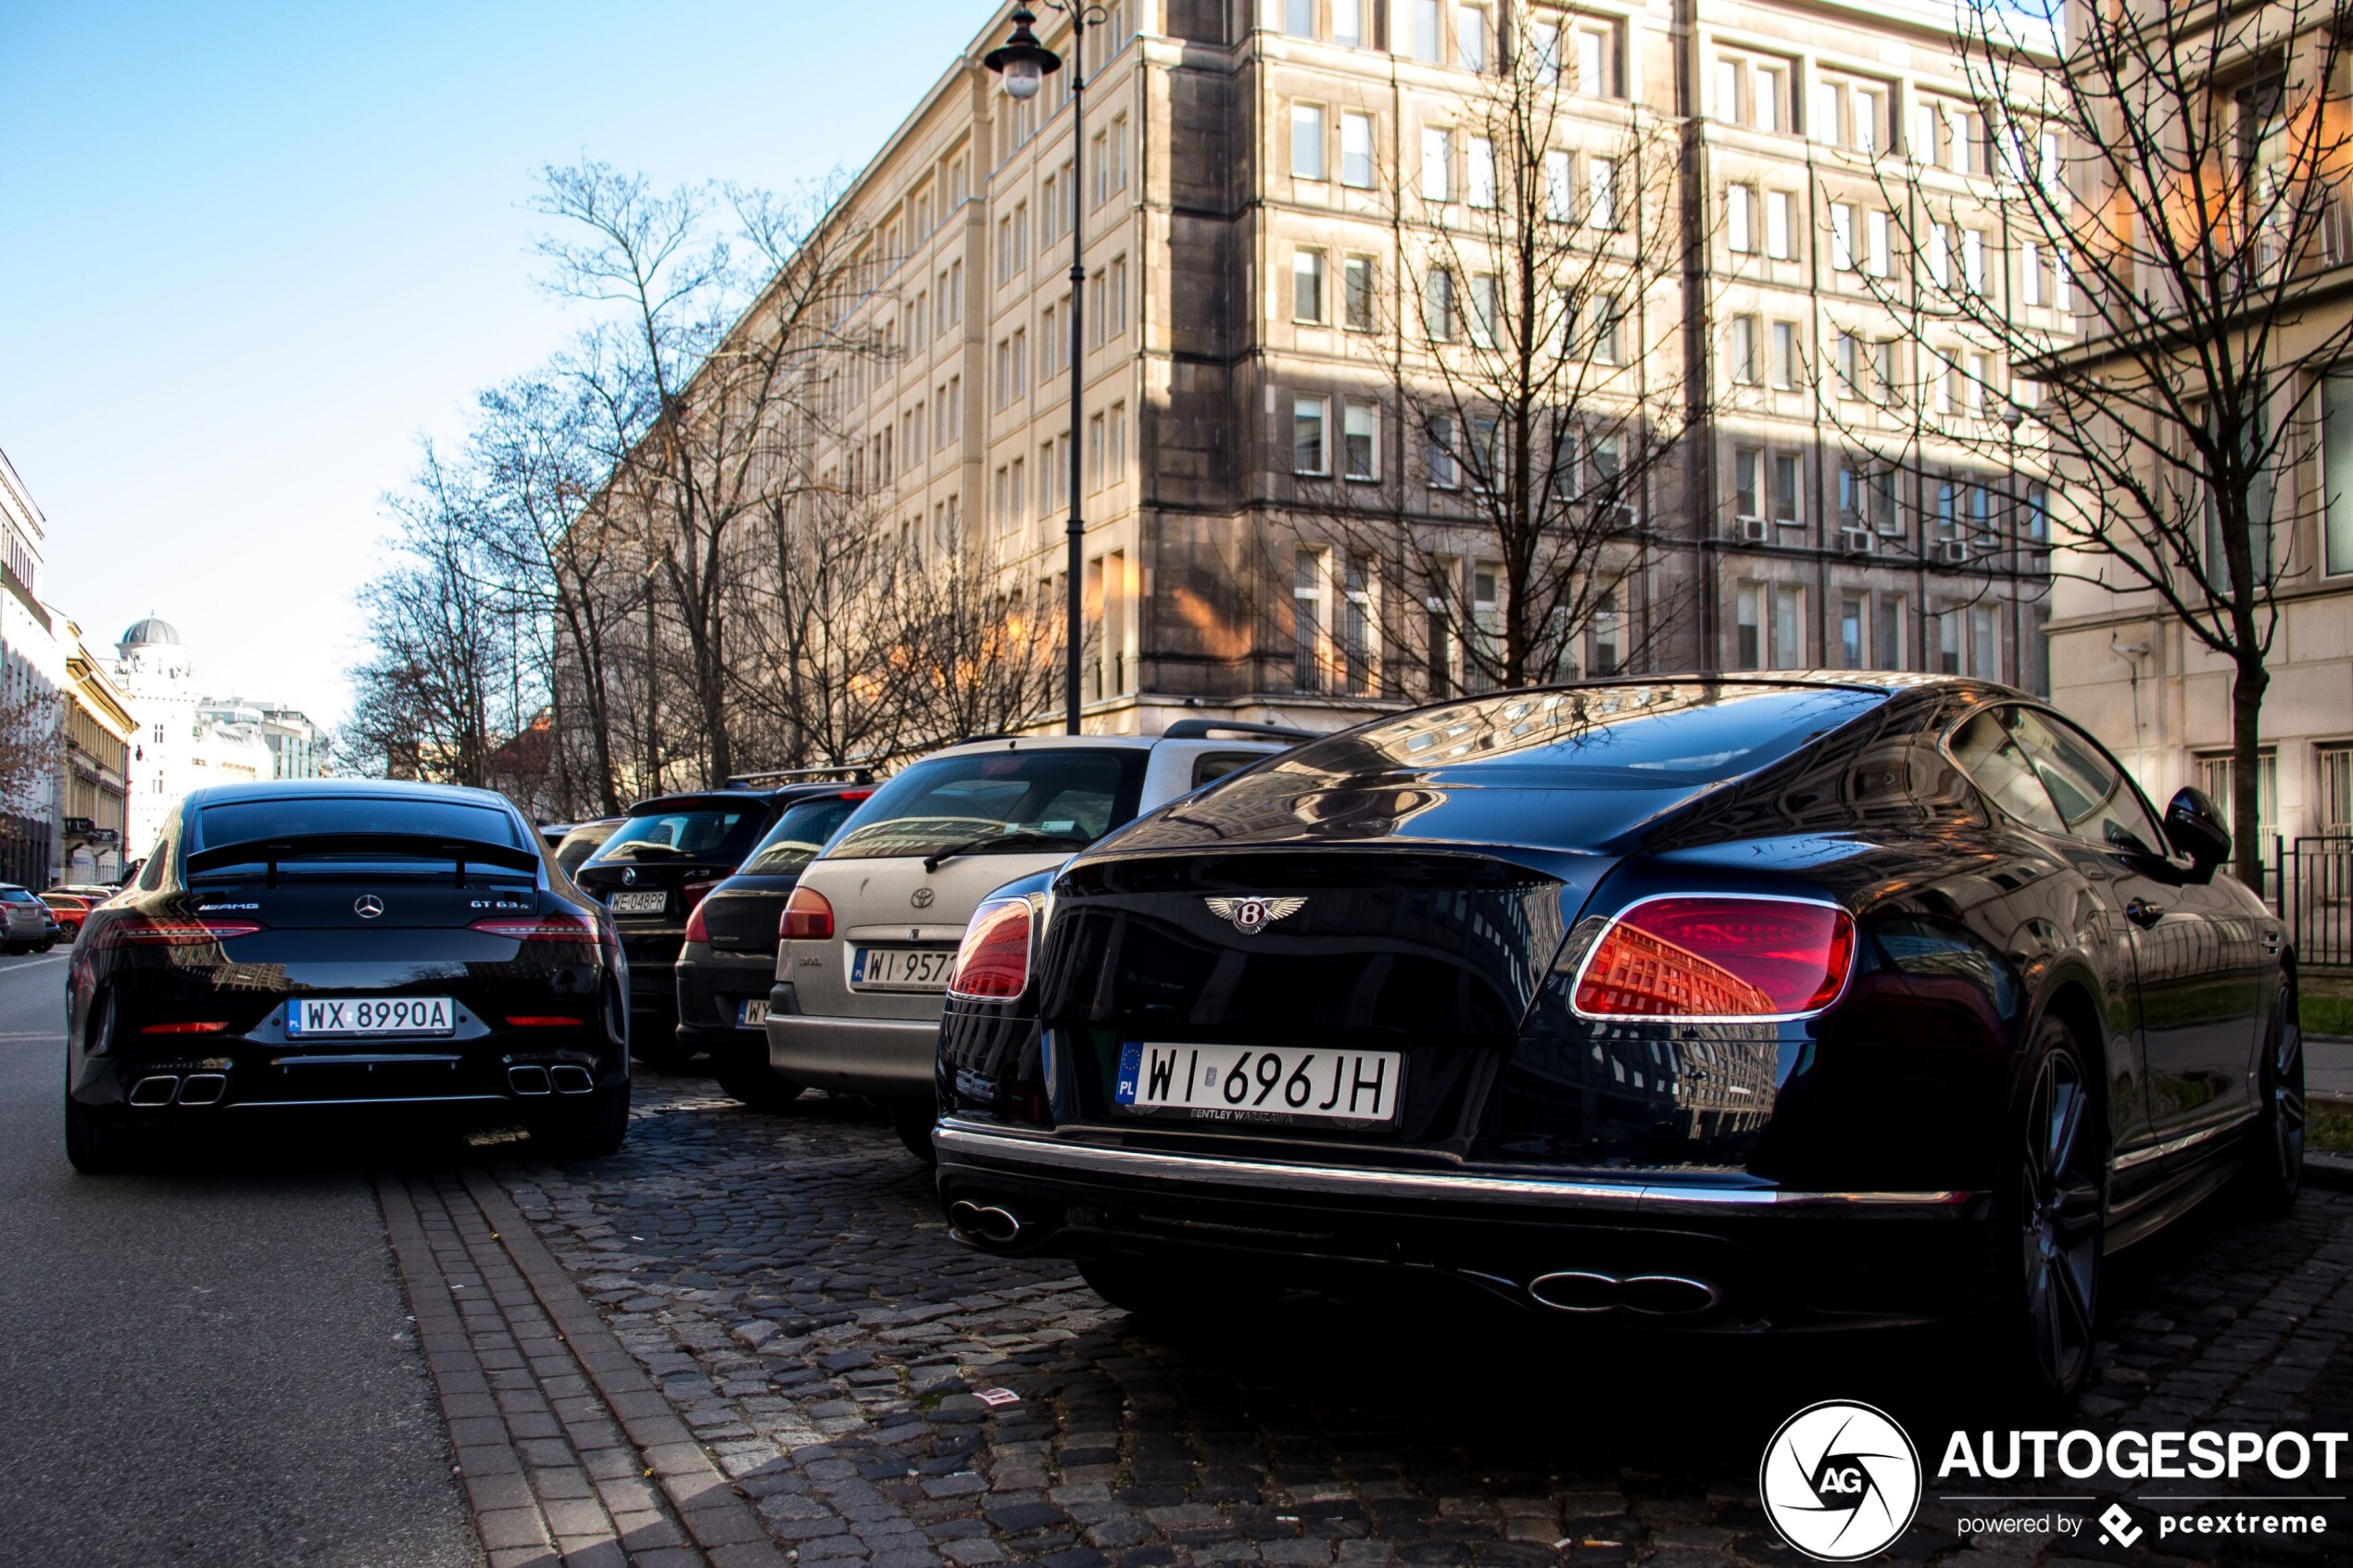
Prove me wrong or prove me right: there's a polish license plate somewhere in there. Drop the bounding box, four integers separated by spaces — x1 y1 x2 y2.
608 890 667 915
1114 1042 1404 1124
738 997 769 1027
287 997 457 1037
849 947 956 992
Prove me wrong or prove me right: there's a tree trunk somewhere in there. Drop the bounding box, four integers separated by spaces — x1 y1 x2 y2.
2230 652 2269 891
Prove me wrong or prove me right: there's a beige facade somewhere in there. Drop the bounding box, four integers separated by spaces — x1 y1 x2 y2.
794 0 2049 734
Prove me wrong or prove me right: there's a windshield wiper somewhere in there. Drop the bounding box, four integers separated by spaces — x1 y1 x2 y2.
922 829 1088 874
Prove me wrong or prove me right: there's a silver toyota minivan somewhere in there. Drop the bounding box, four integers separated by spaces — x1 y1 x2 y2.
762 725 1305 1156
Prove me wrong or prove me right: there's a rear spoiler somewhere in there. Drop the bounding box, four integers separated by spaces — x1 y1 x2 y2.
1161 719 1318 744
184 833 544 885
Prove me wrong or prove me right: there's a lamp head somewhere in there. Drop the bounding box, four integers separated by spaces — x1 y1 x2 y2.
985 6 1061 101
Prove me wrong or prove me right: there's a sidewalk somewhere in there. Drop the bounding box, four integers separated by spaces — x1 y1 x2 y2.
2311 1035 2353 1105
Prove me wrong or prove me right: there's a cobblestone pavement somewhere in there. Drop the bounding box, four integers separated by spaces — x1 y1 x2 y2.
460 1075 2353 1568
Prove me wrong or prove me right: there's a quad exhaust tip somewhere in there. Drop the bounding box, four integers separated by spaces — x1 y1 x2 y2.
948 1200 1024 1246
177 1073 227 1106
508 1065 552 1096
548 1064 595 1095
1528 1269 1721 1317
128 1075 180 1107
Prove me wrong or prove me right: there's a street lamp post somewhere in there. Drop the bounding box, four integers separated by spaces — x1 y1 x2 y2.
987 3 1101 735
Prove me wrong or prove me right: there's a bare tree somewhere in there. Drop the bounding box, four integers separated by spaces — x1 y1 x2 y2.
534 164 869 786
0 686 60 820
884 541 1064 750
1852 0 2353 884
1295 19 1696 693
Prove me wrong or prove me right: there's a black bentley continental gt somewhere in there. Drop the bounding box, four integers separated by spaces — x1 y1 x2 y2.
931 675 2303 1399
64 781 631 1172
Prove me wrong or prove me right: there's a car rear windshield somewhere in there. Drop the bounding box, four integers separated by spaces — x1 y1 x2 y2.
588 803 764 865
1291 684 1889 788
737 797 863 876
824 749 1148 862
196 797 525 850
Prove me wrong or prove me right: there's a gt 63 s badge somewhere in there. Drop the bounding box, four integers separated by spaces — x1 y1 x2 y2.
1204 896 1305 935
1759 1400 1921 1562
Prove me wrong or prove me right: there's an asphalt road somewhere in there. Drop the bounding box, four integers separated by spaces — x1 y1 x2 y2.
0 949 479 1568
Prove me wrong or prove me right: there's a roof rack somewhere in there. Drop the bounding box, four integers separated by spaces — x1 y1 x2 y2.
1162 719 1318 743
723 766 875 788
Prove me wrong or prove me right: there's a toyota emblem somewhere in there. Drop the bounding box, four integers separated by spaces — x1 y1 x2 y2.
354 895 384 920
1205 896 1305 935
911 887 936 909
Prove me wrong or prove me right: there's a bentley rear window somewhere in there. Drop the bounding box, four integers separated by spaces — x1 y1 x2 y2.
824 749 1148 861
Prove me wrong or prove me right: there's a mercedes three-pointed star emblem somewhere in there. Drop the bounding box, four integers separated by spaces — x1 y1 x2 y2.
354 895 384 920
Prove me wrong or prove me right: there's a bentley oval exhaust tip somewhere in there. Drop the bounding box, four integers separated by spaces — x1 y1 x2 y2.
1527 1270 1619 1312
1528 1270 1721 1317
1619 1273 1722 1316
128 1075 181 1108
508 1065 552 1096
548 1064 595 1095
948 1200 1024 1246
177 1073 227 1107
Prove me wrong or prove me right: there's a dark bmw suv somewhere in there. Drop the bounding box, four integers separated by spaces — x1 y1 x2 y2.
572 775 867 1069
676 784 872 1108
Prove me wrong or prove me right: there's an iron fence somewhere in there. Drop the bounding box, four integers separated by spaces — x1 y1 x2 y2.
2273 835 2353 971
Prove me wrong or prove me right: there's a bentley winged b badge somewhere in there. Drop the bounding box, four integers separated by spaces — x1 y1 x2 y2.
1204 896 1305 935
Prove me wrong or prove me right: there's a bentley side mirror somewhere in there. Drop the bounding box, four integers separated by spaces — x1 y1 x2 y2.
2163 786 2231 882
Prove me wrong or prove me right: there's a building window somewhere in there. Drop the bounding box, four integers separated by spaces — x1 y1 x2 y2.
1734 446 1762 521
1344 398 1378 479
2322 368 2353 575
1766 191 1794 258
2197 750 2279 851
1572 24 1612 97
1107 401 1127 482
1334 0 1364 47
1727 184 1754 253
1587 157 1617 228
1875 594 1906 670
1770 452 1801 522
1088 411 1105 490
1773 583 1806 670
1294 248 1327 322
1841 593 1866 666
1293 104 1327 180
2318 745 2353 834
1969 603 2001 681
1424 267 1455 340
1421 127 1453 201
1341 111 1375 187
1592 295 1624 364
1731 315 1760 384
1545 149 1573 220
1529 19 1560 85
1293 395 1329 473
1591 584 1622 675
1830 203 1855 270
1286 0 1315 37
1427 414 1459 487
1467 135 1496 207
1108 256 1127 335
1735 583 1762 669
1410 0 1442 62
1770 320 1799 388
1866 209 1891 277
1294 548 1328 692
1342 554 1377 693
1343 255 1377 330
1469 272 1499 346
1457 6 1488 71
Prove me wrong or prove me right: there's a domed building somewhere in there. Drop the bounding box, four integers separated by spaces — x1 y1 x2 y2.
112 616 276 857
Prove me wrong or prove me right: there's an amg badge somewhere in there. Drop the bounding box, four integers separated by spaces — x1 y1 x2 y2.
1204 896 1305 935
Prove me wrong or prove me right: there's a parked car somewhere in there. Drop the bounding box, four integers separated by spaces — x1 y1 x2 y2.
63 780 631 1173
1 885 61 952
677 784 875 1108
39 890 97 939
551 818 624 880
768 723 1310 1157
574 775 870 1070
928 676 2303 1401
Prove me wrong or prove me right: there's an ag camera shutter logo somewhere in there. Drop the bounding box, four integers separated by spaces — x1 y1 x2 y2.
1760 1400 1922 1562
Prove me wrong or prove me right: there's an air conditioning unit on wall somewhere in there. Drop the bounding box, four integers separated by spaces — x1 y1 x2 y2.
1736 516 1769 543
1839 526 1873 556
1933 538 1969 564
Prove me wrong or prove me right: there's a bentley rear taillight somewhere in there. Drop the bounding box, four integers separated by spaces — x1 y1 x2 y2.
949 897 1033 1001
780 886 834 941
1573 896 1856 1021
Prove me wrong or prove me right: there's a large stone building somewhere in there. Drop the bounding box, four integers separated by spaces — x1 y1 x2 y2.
112 620 277 857
769 0 2049 736
60 624 132 883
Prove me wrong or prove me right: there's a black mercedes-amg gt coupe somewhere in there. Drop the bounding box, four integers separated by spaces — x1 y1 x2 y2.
931 675 2302 1399
64 780 631 1171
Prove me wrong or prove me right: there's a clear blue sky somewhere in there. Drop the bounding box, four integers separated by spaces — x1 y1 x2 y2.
0 0 988 726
